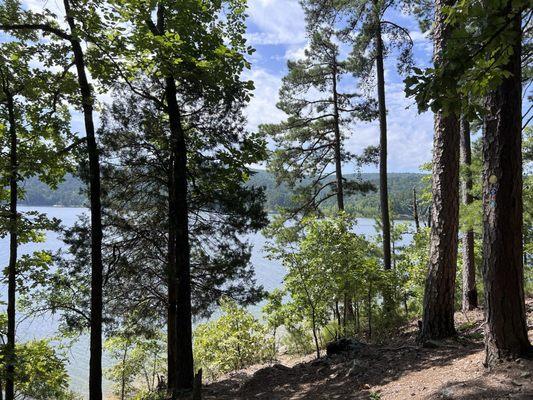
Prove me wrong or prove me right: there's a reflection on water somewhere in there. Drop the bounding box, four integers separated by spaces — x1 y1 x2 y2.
1 206 413 398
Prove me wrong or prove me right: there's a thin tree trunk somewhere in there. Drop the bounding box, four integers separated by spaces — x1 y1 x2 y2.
311 310 320 359
356 300 360 335
335 300 341 337
332 57 344 212
419 0 460 342
374 8 391 273
413 187 420 233
63 2 104 397
482 5 531 366
121 347 128 400
460 115 477 311
367 285 372 340
5 93 17 400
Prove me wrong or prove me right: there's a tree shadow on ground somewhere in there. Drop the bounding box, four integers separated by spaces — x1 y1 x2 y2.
204 337 486 399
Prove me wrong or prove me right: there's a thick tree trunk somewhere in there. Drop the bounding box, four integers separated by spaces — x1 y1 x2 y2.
460 116 477 311
165 76 194 393
482 7 531 367
64 1 104 398
5 93 17 400
418 0 460 342
375 17 392 272
149 7 194 392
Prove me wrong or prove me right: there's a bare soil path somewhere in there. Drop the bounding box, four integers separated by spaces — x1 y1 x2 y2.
204 300 533 399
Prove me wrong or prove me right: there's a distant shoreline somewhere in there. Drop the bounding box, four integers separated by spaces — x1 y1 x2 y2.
18 204 417 221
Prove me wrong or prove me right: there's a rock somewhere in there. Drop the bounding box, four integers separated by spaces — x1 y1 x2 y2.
362 384 371 390
439 387 454 398
422 339 441 349
326 338 365 356
520 371 531 379
272 363 290 371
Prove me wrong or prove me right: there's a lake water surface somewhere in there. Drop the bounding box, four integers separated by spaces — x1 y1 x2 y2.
2 206 413 398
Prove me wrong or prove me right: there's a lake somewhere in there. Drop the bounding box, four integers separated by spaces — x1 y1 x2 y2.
2 206 413 398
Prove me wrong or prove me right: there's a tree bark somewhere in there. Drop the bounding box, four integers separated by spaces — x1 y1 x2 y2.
418 0 460 342
482 6 531 367
459 116 477 311
152 4 194 393
63 1 104 398
413 187 420 233
332 57 344 212
165 78 194 394
374 9 392 273
5 92 17 400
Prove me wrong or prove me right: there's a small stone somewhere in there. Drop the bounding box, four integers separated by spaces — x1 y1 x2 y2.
363 384 371 390
520 371 531 379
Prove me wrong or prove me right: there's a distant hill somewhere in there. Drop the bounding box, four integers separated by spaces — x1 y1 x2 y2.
20 170 429 219
20 174 87 207
248 170 429 219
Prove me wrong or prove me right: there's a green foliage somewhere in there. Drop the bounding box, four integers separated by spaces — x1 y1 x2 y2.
194 298 274 379
405 0 529 117
0 322 78 400
266 214 396 352
260 20 377 229
104 332 166 400
396 227 431 316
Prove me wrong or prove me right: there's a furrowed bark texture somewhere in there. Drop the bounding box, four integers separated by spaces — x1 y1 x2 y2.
419 0 460 342
482 6 531 367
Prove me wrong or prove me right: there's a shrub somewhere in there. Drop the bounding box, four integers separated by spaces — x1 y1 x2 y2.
194 298 274 378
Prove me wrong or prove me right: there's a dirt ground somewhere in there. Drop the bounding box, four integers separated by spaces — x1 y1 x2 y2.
203 300 533 400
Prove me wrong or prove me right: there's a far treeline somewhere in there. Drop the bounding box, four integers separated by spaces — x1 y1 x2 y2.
0 0 531 400
21 171 429 219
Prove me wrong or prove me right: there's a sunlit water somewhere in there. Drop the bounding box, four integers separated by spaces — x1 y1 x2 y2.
1 206 413 398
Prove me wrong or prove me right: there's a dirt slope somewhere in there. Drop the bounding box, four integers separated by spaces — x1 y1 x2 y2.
204 300 533 399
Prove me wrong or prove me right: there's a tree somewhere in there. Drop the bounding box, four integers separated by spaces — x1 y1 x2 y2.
194 298 273 379
105 332 166 400
28 83 267 395
405 0 532 358
481 2 531 365
459 115 477 311
418 0 460 342
262 27 376 226
303 0 414 274
261 26 377 333
0 39 75 399
0 315 77 400
267 214 381 355
84 1 257 393
0 1 105 396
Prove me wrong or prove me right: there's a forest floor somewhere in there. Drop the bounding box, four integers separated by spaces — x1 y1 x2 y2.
203 299 533 400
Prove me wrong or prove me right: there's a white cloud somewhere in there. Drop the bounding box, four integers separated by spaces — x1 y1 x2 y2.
247 0 306 46
244 68 286 131
345 80 434 172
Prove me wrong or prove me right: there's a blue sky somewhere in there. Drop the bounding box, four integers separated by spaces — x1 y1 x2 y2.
244 0 436 173
7 1 530 173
